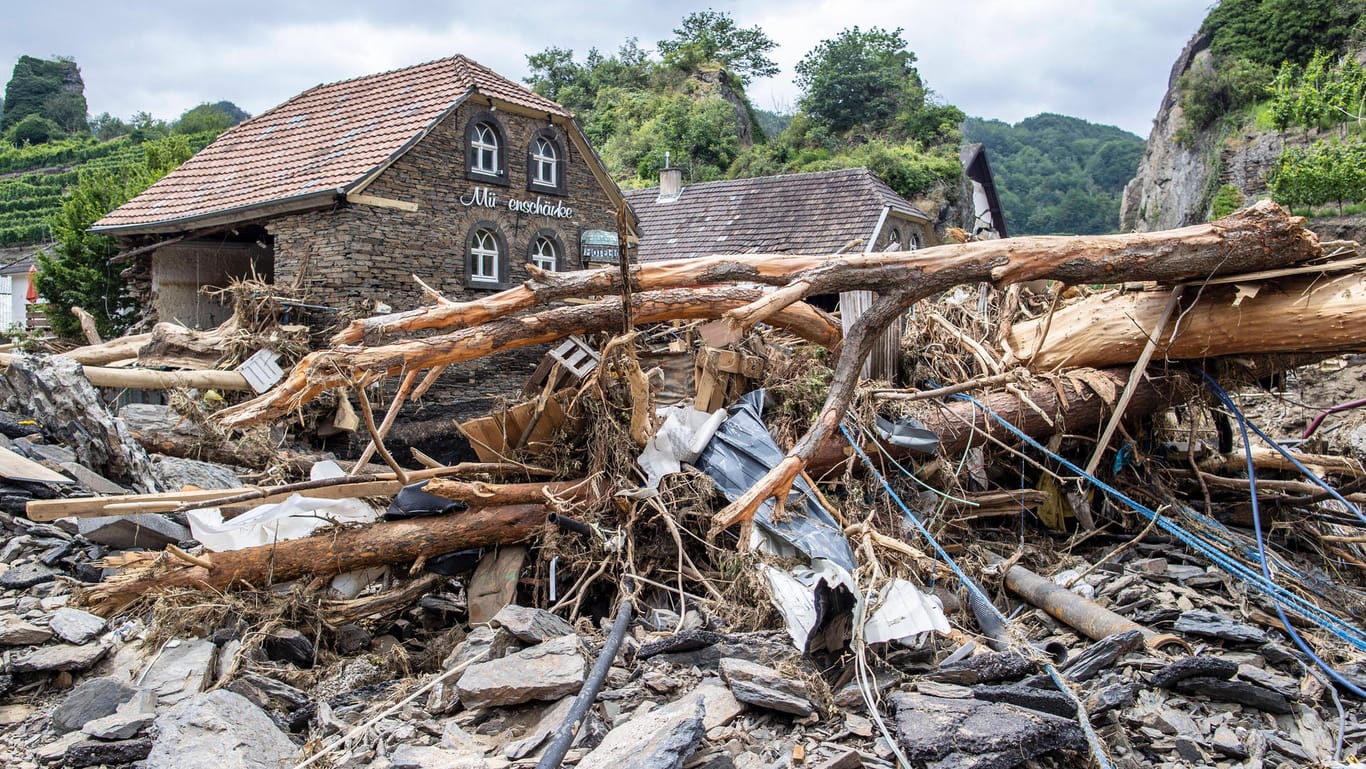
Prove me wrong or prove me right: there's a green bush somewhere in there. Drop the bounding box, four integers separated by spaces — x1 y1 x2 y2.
5 113 63 146
1269 139 1366 212
1210 184 1244 219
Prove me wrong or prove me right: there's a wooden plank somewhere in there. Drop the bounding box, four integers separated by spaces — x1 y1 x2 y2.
346 193 419 212
0 446 72 485
25 479 404 521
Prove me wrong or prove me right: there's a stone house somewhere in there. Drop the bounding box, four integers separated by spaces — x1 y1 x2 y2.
624 167 939 262
93 55 636 329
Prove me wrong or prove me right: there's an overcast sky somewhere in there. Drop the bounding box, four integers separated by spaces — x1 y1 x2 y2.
2 1 1208 138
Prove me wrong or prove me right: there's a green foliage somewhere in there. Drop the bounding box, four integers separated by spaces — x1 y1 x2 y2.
4 113 63 146
174 101 249 135
1268 51 1366 131
962 114 1144 235
1 56 87 134
1174 56 1273 140
1202 0 1363 69
1210 183 1245 219
37 133 198 339
795 26 919 135
656 10 778 85
89 113 130 141
1269 139 1366 212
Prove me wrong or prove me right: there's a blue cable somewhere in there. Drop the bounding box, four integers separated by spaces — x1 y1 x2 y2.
1197 368 1366 700
946 390 1366 654
839 423 1114 769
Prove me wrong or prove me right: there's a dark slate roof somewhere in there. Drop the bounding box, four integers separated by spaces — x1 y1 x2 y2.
623 168 931 262
93 55 571 233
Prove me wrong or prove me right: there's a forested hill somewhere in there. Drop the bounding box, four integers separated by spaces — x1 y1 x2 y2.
962 114 1144 235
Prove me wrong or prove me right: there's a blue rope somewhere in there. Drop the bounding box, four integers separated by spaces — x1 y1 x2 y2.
839 424 1114 769
1197 369 1366 700
947 391 1366 654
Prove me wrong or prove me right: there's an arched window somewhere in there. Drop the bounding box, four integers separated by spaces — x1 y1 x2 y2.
471 124 499 175
466 225 507 287
465 112 506 183
527 128 566 194
530 233 560 271
532 137 557 187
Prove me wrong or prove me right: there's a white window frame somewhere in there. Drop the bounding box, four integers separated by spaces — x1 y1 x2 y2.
531 235 558 271
471 123 500 175
470 229 500 283
0 276 11 328
532 137 558 187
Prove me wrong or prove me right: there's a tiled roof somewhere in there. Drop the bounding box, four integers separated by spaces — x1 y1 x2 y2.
623 168 931 262
93 55 570 233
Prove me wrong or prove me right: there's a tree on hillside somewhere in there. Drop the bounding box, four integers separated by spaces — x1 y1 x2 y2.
526 40 654 118
656 10 779 85
1 56 88 135
794 26 962 145
36 134 195 339
1202 0 1362 68
174 101 249 134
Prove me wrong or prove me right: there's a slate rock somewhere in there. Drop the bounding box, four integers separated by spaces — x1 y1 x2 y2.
0 561 56 588
491 604 576 643
505 696 577 759
390 743 488 769
151 455 240 491
6 641 106 673
333 623 372 655
0 672 10 698
1170 676 1294 714
578 694 706 769
928 651 1036 685
139 637 216 705
971 683 1076 718
457 634 585 709
1151 655 1239 689
890 692 1087 769
226 671 311 713
443 624 519 670
76 513 190 550
0 614 53 645
1173 610 1269 644
655 632 796 670
637 630 727 660
144 690 300 769
50 676 137 733
48 607 106 645
81 708 154 740
263 628 315 667
718 657 814 717
1058 629 1143 682
1212 725 1249 758
1083 682 1138 716
64 738 153 768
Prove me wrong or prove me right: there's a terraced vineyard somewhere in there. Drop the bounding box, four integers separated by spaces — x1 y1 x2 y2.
0 135 214 247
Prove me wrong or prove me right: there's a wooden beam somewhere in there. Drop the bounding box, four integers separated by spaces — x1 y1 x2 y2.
346 193 419 212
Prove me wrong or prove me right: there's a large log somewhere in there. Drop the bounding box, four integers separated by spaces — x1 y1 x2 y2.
219 286 841 426
1006 271 1366 371
0 353 251 391
807 368 1180 476
81 503 548 616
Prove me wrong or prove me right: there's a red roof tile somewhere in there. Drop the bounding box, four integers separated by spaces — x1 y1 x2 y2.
623 168 931 262
93 55 570 233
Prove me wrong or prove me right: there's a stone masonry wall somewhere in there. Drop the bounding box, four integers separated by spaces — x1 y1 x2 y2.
270 102 620 314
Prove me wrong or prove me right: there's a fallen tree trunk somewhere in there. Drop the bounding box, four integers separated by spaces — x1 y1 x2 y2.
63 333 153 366
713 201 1319 531
1006 271 1366 371
422 478 599 506
219 286 842 426
807 368 1180 476
0 353 251 391
81 503 548 615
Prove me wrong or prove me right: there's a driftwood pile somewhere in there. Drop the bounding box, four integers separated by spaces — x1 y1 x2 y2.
1 202 1366 769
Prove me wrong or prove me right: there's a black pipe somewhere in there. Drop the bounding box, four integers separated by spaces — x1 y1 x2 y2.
536 584 634 769
962 573 1009 651
548 512 593 538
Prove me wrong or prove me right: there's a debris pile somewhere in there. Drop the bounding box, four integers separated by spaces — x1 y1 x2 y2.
0 202 1364 769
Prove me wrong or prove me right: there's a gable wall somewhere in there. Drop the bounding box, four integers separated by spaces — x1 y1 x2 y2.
269 101 620 314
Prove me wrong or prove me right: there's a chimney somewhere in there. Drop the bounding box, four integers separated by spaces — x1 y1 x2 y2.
658 152 682 202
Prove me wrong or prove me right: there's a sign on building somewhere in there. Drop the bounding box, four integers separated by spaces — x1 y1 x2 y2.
581 230 620 264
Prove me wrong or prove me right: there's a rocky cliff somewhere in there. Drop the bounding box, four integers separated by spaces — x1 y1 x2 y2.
1120 34 1217 232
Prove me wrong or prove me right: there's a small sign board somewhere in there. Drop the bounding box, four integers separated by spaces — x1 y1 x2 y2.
581 230 620 264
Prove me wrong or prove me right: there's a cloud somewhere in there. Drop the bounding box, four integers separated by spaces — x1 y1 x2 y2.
1 0 1206 135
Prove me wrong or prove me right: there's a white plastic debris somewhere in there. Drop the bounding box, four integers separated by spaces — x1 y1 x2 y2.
186 461 380 551
635 404 727 492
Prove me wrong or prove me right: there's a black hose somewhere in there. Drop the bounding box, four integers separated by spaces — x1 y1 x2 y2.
963 573 1009 651
548 512 593 538
536 585 634 769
